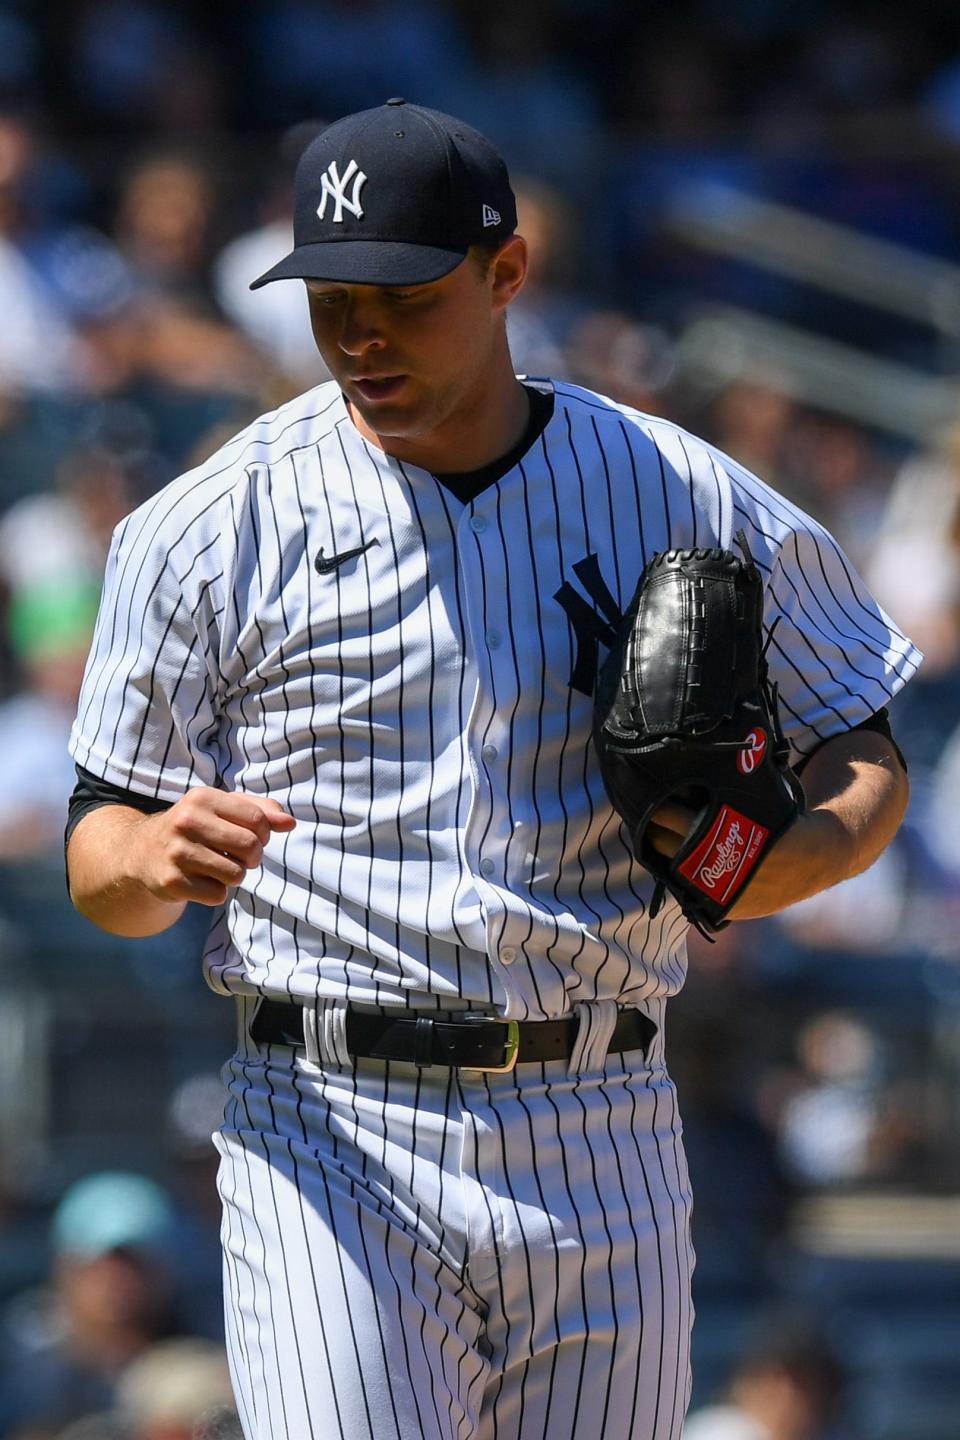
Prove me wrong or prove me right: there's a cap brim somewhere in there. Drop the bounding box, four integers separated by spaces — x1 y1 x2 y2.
249 240 468 289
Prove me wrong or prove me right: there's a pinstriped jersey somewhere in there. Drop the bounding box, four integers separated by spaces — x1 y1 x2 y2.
69 379 921 1019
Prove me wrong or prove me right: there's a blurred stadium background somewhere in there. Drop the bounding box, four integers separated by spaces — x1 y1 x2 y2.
1 2 959 1437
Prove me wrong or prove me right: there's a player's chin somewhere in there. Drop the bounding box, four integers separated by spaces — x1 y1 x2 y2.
348 387 426 435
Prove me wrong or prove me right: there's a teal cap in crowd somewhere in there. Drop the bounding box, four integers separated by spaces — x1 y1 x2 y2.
52 1171 174 1259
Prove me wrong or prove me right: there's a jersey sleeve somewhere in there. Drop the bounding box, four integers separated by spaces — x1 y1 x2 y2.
69 496 228 803
708 448 923 761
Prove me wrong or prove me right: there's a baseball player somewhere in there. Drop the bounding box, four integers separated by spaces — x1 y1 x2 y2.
66 101 918 1440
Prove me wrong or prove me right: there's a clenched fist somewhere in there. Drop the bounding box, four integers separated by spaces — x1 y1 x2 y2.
128 788 298 907
67 787 297 937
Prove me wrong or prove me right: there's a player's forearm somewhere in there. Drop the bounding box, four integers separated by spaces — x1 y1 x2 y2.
728 729 909 920
67 807 187 937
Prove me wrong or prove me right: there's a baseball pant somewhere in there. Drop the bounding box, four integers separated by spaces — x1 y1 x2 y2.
215 996 694 1440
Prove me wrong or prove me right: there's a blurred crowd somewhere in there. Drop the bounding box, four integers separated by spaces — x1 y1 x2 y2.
2 1 960 1437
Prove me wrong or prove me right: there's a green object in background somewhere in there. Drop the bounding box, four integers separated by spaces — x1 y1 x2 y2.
6 576 101 660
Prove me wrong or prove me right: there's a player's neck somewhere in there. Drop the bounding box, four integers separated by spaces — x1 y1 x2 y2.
347 350 531 476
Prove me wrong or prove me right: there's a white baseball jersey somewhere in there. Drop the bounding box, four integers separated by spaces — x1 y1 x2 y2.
70 376 919 1440
70 378 920 1018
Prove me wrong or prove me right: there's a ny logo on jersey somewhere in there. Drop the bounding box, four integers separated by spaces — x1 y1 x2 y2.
554 554 625 697
317 159 367 223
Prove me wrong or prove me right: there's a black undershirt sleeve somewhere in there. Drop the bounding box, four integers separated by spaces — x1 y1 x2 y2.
65 765 173 847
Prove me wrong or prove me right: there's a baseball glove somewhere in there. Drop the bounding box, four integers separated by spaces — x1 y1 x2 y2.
593 536 804 935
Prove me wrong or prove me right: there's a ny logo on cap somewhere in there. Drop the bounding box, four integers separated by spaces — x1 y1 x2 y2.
317 159 367 224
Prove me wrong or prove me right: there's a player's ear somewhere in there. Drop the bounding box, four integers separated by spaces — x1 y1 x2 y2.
488 235 528 312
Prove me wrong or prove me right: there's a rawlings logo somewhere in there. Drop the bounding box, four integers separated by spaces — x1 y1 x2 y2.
737 728 767 775
698 822 745 888
678 804 770 905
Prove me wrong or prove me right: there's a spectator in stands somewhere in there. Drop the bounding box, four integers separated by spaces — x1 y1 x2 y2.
0 433 137 700
683 1313 848 1440
213 124 328 392
113 1338 236 1440
780 413 891 567
766 1011 888 1189
0 439 135 599
112 152 218 305
0 1173 179 1437
503 177 584 378
704 379 798 505
0 110 88 393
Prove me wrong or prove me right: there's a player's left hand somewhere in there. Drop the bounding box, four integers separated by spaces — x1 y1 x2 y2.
649 726 910 923
646 801 695 860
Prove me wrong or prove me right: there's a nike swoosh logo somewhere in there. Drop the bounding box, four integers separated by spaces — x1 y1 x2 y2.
314 537 380 575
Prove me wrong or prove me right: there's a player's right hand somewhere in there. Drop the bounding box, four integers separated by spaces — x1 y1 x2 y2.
127 787 297 907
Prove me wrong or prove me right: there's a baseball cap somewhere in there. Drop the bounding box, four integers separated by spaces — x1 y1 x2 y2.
52 1171 175 1260
250 98 517 290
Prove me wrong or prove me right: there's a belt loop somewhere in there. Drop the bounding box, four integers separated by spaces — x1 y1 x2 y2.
413 1016 434 1067
240 996 261 1060
304 998 352 1068
568 1000 619 1077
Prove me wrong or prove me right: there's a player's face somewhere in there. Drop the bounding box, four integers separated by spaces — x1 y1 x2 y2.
304 238 527 458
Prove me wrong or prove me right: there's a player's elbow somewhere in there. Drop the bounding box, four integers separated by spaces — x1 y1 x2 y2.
889 761 910 838
841 749 910 884
68 879 186 937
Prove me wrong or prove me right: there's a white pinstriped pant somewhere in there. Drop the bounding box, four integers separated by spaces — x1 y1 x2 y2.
215 996 694 1440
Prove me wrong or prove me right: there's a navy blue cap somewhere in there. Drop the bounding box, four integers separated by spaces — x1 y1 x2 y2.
250 99 517 289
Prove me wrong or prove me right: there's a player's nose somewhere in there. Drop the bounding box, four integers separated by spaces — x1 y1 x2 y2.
337 294 388 354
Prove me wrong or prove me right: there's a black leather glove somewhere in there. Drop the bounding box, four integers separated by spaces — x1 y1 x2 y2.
593 539 805 935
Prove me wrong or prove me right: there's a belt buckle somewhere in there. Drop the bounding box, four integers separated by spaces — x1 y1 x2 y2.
460 1016 520 1073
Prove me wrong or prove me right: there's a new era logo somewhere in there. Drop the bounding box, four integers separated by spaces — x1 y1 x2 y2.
482 204 501 228
318 159 367 224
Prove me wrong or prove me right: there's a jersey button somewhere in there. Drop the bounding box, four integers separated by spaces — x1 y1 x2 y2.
485 630 501 649
481 743 498 762
469 514 487 534
500 946 517 965
479 857 496 878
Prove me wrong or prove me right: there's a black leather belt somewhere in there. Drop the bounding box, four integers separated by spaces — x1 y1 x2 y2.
250 999 657 1073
